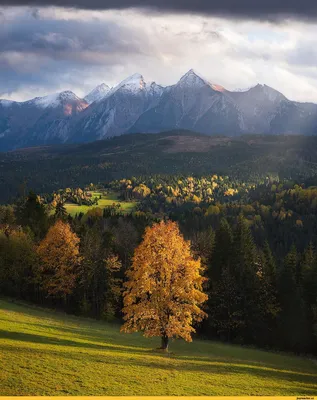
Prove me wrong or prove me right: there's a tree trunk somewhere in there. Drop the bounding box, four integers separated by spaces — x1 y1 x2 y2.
160 335 169 351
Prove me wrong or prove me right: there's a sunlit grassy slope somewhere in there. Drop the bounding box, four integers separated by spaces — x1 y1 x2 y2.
1 299 317 396
64 191 137 216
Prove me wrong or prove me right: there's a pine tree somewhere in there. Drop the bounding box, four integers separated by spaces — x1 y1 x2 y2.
301 243 317 351
16 191 48 239
211 218 233 281
54 201 68 221
121 220 207 351
256 242 280 346
208 219 241 340
79 229 121 319
231 215 259 343
278 245 309 352
209 266 243 342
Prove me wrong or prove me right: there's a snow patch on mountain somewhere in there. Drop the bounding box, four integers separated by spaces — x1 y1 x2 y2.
232 85 258 93
29 91 81 109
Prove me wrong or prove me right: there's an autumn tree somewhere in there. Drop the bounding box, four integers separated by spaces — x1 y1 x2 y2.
121 220 207 351
37 220 81 301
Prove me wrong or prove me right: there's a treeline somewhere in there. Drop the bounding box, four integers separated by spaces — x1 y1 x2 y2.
0 191 317 354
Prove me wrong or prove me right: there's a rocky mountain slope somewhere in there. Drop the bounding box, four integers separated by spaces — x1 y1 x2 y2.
1 69 317 151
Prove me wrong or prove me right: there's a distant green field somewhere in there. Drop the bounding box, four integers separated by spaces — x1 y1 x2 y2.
1 299 317 396
64 191 137 216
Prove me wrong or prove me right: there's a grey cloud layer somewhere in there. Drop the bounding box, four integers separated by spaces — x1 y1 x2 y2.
3 7 317 102
0 19 146 55
0 12 153 96
1 0 317 20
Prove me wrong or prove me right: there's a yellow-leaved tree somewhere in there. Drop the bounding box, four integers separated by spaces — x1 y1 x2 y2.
37 220 81 301
121 220 207 351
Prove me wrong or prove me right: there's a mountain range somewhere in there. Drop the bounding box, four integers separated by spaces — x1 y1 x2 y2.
1 69 317 151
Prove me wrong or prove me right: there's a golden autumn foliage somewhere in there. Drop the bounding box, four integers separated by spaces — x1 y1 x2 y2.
121 220 207 349
37 221 81 298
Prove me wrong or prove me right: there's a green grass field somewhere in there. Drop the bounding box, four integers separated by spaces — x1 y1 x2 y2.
1 300 317 395
64 191 137 216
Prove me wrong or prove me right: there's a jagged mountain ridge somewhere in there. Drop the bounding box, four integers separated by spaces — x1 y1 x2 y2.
1 69 317 151
0 91 88 150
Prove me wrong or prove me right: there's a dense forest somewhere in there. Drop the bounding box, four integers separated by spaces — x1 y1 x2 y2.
1 170 317 354
3 131 317 203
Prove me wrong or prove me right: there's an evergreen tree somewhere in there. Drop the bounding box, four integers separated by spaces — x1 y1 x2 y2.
256 243 280 346
301 243 317 352
211 218 233 281
278 245 309 352
209 266 243 342
231 215 259 343
79 229 121 319
54 201 68 221
16 192 48 240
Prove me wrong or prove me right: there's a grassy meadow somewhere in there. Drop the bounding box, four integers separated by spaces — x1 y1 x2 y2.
1 299 317 396
64 191 137 216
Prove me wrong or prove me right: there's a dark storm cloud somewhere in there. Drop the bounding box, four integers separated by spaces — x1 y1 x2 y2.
1 0 317 20
0 14 152 97
0 19 146 56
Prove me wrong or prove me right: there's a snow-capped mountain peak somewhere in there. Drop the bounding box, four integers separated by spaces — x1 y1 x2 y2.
178 69 213 87
29 91 81 109
112 73 146 94
178 69 225 92
85 83 111 104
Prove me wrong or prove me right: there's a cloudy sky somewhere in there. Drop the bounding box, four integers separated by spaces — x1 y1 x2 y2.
1 0 317 102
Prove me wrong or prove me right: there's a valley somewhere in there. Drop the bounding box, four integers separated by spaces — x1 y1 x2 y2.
62 191 137 217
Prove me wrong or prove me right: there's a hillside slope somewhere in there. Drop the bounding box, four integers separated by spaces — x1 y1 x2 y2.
0 299 317 395
2 131 317 203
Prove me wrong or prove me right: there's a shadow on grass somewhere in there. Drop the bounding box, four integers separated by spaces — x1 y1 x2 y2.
0 317 121 343
2 317 315 375
0 329 150 354
1 330 317 396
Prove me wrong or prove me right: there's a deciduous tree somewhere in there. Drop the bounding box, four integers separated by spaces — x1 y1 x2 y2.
121 220 207 351
37 221 81 300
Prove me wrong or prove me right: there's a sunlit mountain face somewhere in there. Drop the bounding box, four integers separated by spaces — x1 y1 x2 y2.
1 69 317 151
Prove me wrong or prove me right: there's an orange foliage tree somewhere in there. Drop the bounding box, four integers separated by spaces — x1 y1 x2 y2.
37 220 81 300
121 220 207 351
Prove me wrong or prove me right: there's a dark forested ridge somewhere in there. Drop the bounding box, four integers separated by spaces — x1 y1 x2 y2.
3 130 317 204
